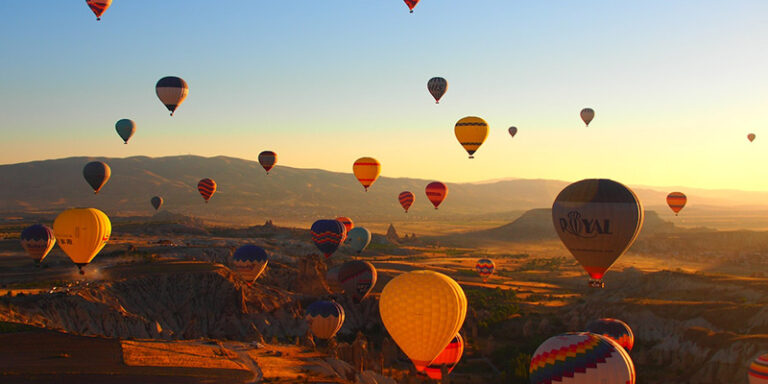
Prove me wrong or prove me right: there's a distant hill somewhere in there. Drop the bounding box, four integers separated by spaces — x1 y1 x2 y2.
3 155 768 228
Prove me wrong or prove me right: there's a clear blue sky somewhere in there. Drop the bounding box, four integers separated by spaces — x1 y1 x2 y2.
3 1 768 190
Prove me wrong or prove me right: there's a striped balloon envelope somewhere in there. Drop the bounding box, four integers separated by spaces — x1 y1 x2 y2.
399 191 415 212
666 192 687 216
156 76 189 116
20 224 55 264
454 116 489 159
337 260 377 302
427 77 448 103
585 318 634 352
352 157 381 191
425 182 448 209
475 258 495 283
86 0 111 20
404 0 420 13
749 353 768 383
311 219 346 258
258 151 277 174
530 333 635 384
421 333 464 380
197 178 217 203
305 301 345 340
581 108 595 126
83 161 111 194
232 245 269 283
335 217 354 233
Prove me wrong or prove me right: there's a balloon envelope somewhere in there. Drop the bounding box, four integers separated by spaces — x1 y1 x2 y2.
197 178 216 203
475 258 495 283
53 208 111 274
232 245 269 282
86 0 111 20
581 108 595 126
508 126 518 137
666 192 686 215
151 196 163 210
115 119 136 144
311 219 346 258
530 333 635 384
83 161 111 194
427 77 448 103
337 260 377 302
399 191 415 212
335 217 354 233
749 133 757 142
551 179 643 287
20 224 55 264
379 270 467 371
404 0 420 12
305 301 345 339
585 318 635 352
454 116 489 159
749 353 768 384
422 333 464 380
353 157 381 191
156 76 188 116
426 182 448 209
258 151 277 174
347 227 371 254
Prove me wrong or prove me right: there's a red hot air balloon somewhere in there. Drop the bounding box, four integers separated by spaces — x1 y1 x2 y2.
86 0 111 20
425 182 448 209
666 192 687 216
197 178 217 203
404 0 420 13
421 334 464 380
258 151 277 174
399 191 415 213
335 217 354 233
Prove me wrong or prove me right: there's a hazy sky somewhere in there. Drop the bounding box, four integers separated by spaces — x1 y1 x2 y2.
3 1 768 190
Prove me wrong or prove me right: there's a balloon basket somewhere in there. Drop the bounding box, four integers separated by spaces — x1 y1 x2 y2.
588 279 604 288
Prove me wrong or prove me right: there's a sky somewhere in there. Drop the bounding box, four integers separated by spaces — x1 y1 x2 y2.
3 1 768 190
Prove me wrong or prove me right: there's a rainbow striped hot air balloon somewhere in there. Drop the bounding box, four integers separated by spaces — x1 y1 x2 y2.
666 192 687 216
305 301 345 339
399 191 415 213
353 157 381 191
749 353 768 383
258 151 277 174
475 258 495 283
311 219 346 258
585 318 635 352
530 333 635 384
426 182 448 209
197 178 217 203
421 333 464 380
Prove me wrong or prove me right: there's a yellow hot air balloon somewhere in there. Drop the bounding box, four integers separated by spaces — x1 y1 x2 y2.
454 116 489 159
353 157 381 191
53 208 111 274
379 270 467 372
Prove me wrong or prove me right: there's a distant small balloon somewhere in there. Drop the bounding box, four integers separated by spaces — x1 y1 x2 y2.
580 108 595 126
475 258 495 283
20 224 55 265
156 76 188 116
115 119 136 144
197 178 216 203
404 0 420 13
151 196 163 210
86 0 111 20
748 133 756 142
427 77 448 103
83 161 111 194
666 192 686 216
232 245 269 283
508 126 518 137
399 191 415 213
305 301 345 339
454 116 489 159
258 151 277 174
425 182 448 209
353 157 381 191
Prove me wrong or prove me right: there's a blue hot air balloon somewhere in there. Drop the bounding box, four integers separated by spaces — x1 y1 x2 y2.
346 227 371 254
232 245 269 283
20 224 56 265
311 219 346 258
305 300 345 339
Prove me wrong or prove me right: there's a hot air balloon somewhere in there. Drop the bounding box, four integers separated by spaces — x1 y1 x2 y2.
86 0 111 20
428 77 448 104
258 151 277 174
20 224 55 265
353 157 381 191
551 179 643 288
53 208 111 275
305 301 345 339
422 334 464 380
336 260 377 302
475 258 495 283
404 0 420 13
585 318 634 352
399 191 415 213
426 182 448 209
580 108 595 126
379 270 467 372
231 245 269 283
749 353 768 383
151 196 163 210
346 227 371 254
197 178 216 203
454 116 489 159
311 219 346 258
83 161 111 194
115 119 136 144
530 333 635 384
335 217 354 233
749 133 757 142
666 192 686 216
156 76 188 116
508 126 518 138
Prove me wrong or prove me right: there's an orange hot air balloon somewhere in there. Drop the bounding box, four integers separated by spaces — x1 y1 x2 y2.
748 133 756 142
454 116 489 159
551 179 643 288
353 157 381 191
426 182 448 209
399 191 415 213
666 192 687 216
197 178 217 203
335 216 354 233
86 0 112 20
